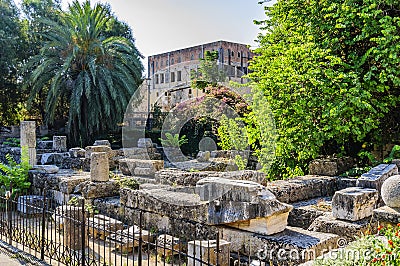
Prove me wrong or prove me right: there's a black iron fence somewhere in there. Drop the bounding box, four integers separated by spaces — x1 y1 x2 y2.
0 188 230 266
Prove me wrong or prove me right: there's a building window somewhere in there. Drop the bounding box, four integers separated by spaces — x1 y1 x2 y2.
191 54 194 60
156 92 159 97
160 73 164 83
161 61 163 67
171 72 175 82
177 71 182 81
166 60 169 66
171 58 174 65
238 52 240 57
155 74 159 84
231 51 234 56
178 57 181 63
199 53 202 59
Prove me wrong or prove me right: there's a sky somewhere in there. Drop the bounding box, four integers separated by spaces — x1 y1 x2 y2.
16 0 276 64
66 0 274 57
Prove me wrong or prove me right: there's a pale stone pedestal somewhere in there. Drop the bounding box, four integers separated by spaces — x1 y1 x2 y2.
332 187 378 221
90 152 109 182
187 239 230 266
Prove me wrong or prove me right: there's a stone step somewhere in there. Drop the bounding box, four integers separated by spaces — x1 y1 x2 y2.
220 226 340 265
288 196 332 229
308 213 374 242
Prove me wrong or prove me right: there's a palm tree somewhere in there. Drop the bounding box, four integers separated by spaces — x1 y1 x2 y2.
24 0 143 146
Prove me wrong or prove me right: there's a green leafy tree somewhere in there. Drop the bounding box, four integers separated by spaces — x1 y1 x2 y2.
24 0 144 146
0 0 26 125
20 0 62 122
248 0 400 179
191 50 227 89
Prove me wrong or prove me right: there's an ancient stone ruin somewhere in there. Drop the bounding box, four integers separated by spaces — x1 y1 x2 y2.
1 121 400 265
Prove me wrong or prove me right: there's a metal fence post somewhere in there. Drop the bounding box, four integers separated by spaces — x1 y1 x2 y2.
216 230 220 266
81 199 86 266
7 182 13 245
138 210 143 266
40 189 47 260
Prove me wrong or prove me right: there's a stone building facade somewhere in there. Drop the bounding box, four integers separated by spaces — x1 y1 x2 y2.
147 40 254 111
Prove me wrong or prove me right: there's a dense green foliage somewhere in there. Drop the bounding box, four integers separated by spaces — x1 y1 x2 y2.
249 0 400 179
24 0 143 146
159 133 188 147
0 147 31 195
0 0 26 125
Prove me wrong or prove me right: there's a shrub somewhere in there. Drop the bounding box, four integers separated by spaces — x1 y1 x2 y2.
0 147 31 195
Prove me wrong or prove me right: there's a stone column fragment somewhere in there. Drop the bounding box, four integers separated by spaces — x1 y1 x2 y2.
90 152 109 182
20 121 36 165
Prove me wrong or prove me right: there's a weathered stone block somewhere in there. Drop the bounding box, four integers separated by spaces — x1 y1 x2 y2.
81 180 120 199
90 152 109 182
155 169 265 187
134 167 155 176
372 205 400 225
226 212 290 235
59 174 90 194
308 213 374 241
121 178 292 232
357 164 398 192
37 140 53 150
220 226 339 265
31 164 59 174
53 136 67 152
332 187 378 221
107 225 149 253
87 214 124 240
85 145 112 159
188 239 230 266
267 175 338 203
287 197 331 229
157 234 182 257
40 152 70 165
308 157 354 176
60 157 85 170
118 159 163 176
93 140 111 147
69 147 86 158
381 175 400 208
